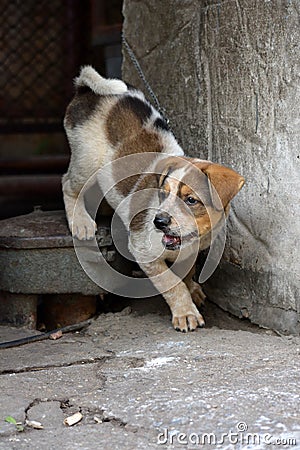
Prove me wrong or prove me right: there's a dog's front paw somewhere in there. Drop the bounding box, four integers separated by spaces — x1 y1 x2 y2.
172 304 205 332
189 281 207 308
72 215 97 240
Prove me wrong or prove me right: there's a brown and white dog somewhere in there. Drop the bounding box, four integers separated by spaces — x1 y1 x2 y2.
62 66 244 332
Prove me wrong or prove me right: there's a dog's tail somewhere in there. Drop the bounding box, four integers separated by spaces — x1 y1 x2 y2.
74 65 127 96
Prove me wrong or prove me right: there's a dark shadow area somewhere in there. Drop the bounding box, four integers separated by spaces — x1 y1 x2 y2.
96 293 267 334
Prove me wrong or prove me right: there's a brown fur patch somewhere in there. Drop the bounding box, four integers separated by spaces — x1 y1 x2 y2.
64 87 102 129
112 131 164 197
105 96 152 147
113 129 163 195
116 128 164 159
105 95 164 197
106 107 139 147
196 208 217 235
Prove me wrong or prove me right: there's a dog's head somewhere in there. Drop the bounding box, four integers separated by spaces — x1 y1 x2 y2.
153 156 245 251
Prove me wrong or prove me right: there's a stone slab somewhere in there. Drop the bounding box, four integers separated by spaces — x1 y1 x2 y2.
0 210 128 296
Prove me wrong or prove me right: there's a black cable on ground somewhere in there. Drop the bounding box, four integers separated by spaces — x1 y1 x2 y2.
0 319 93 349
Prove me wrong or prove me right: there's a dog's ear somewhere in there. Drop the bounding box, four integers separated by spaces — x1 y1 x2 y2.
198 162 245 210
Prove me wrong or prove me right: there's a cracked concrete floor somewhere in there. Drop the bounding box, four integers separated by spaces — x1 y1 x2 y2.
0 298 300 450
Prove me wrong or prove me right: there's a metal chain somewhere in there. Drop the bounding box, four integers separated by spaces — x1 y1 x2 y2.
122 33 170 127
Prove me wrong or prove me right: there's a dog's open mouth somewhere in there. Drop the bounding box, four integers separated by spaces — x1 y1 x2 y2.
162 233 181 250
161 231 198 250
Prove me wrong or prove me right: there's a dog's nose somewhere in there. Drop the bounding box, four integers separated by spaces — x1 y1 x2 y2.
154 213 171 230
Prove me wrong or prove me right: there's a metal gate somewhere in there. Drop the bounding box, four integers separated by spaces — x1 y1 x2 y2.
0 0 89 132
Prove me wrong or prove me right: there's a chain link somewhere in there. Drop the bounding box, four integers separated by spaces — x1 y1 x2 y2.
122 33 170 128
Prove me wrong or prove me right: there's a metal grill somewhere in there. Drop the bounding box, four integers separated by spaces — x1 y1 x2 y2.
0 0 89 132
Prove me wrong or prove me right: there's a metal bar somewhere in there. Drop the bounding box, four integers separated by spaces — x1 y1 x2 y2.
0 175 62 195
0 156 69 174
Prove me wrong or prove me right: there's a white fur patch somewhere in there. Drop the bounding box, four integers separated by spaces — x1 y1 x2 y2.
169 166 189 182
75 65 127 96
160 133 184 156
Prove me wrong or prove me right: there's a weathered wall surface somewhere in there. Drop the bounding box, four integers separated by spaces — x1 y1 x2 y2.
123 0 300 334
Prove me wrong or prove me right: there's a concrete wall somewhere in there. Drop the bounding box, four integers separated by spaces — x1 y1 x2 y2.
122 0 300 334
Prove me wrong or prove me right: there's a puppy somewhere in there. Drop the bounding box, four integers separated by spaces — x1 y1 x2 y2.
62 66 244 332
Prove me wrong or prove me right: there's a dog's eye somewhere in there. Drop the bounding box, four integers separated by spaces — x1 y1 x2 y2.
185 196 198 205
